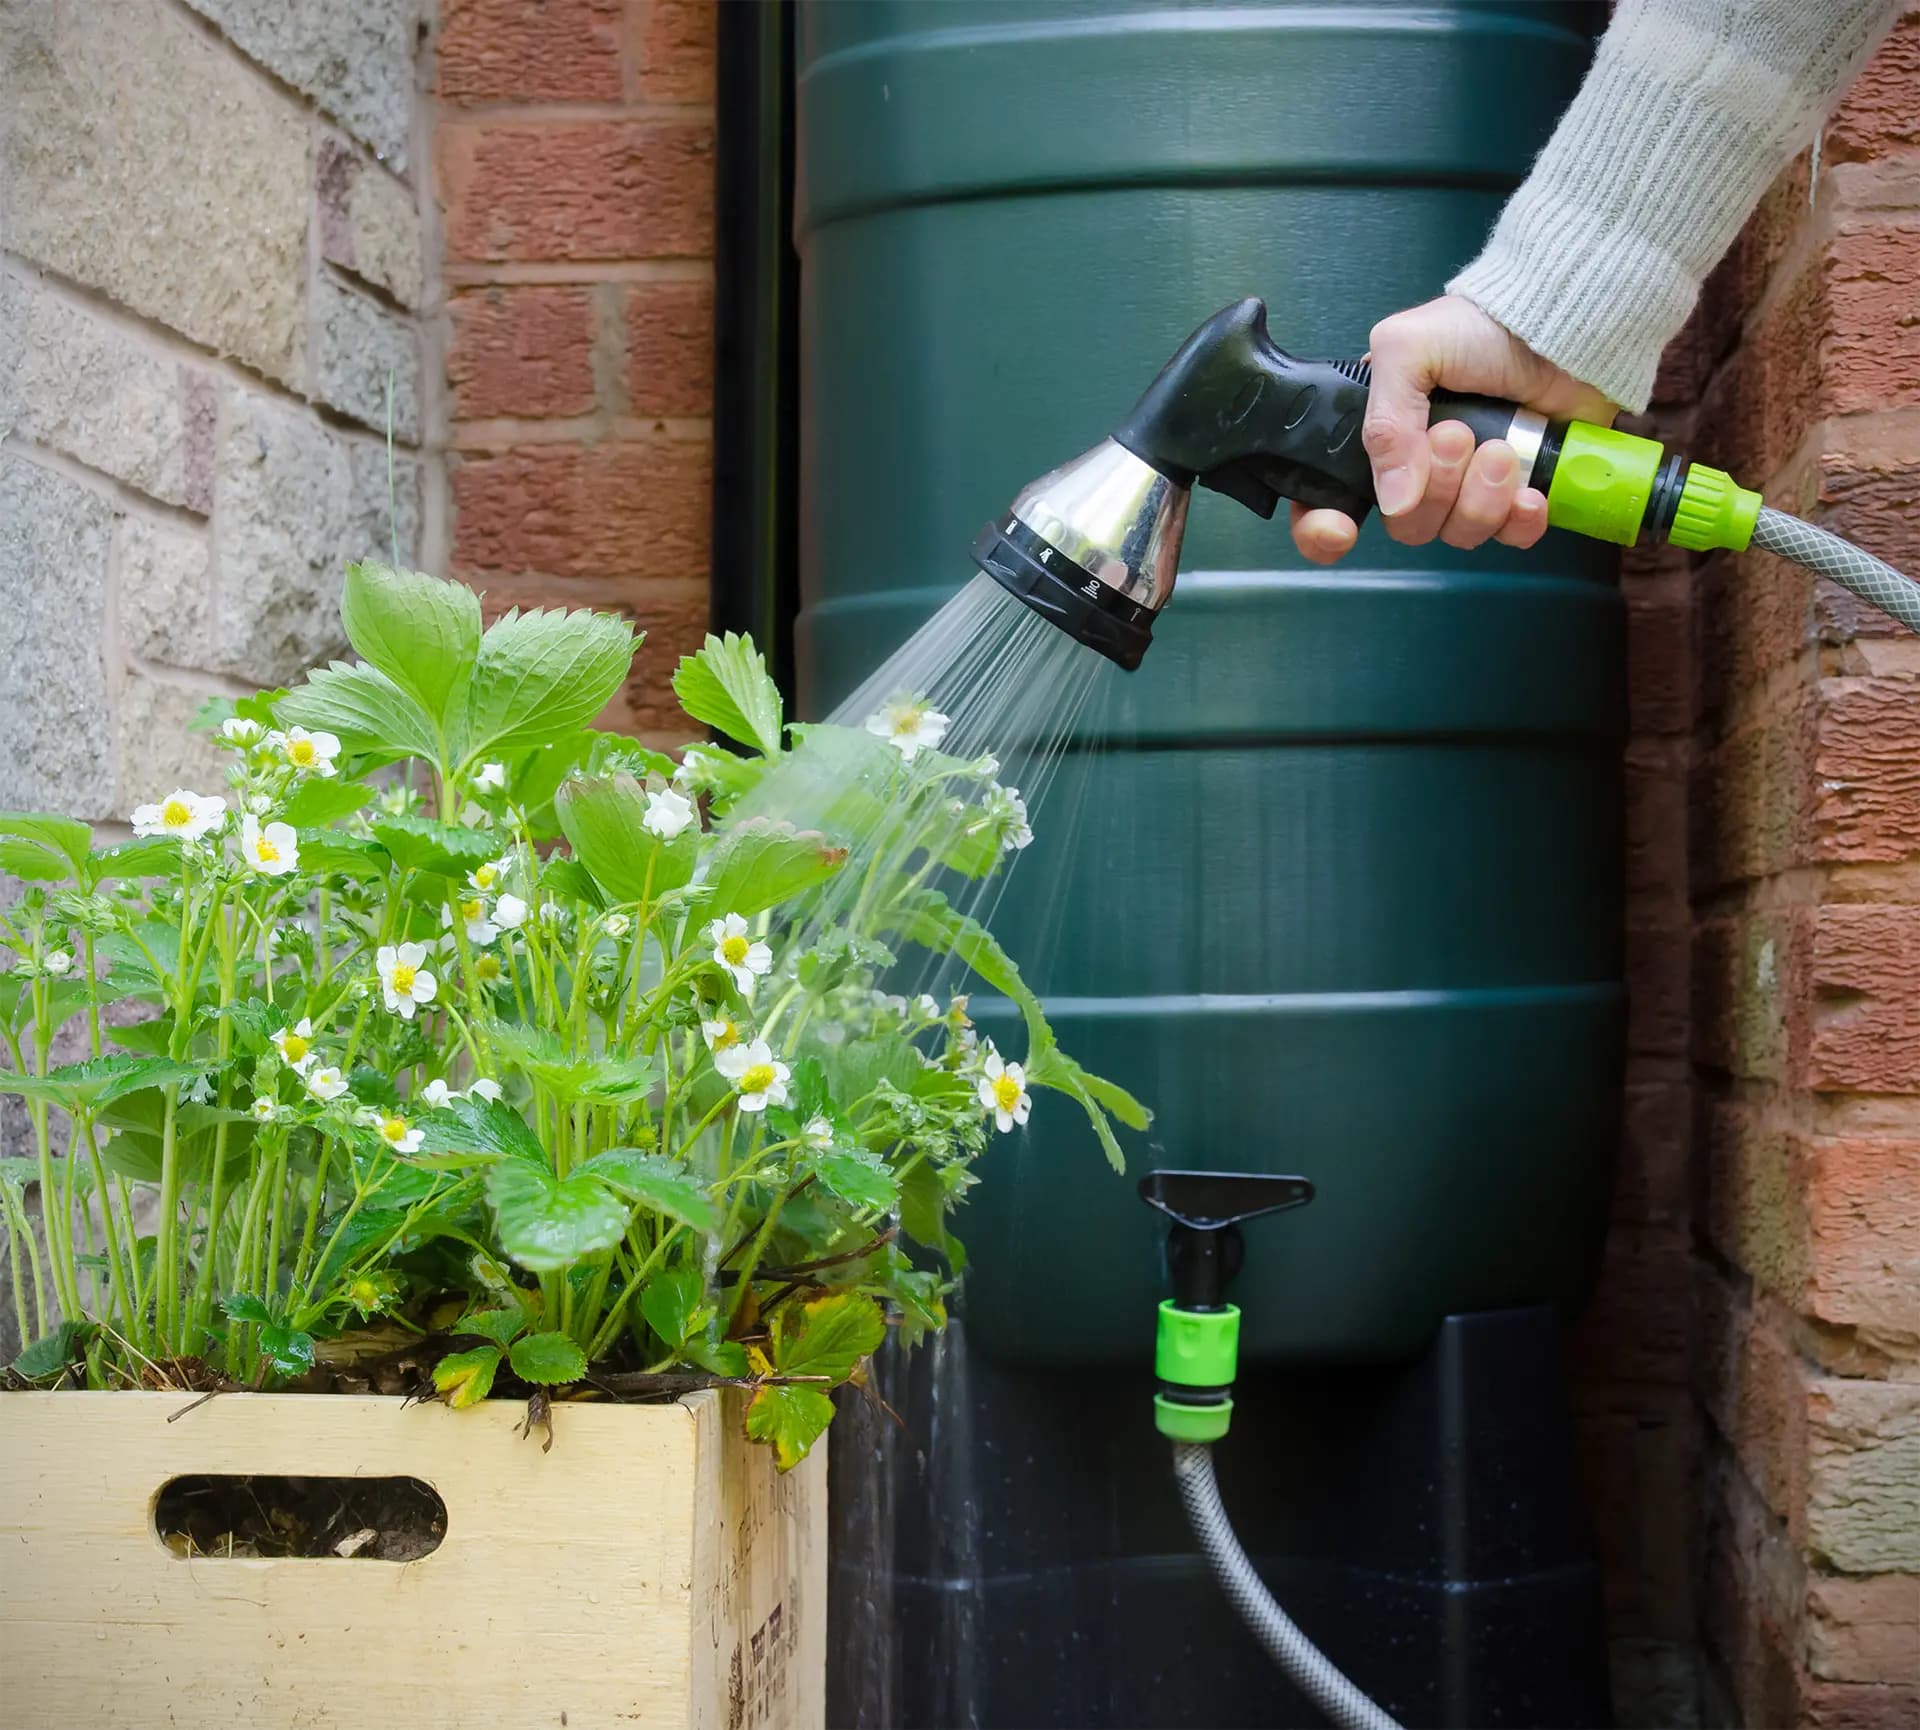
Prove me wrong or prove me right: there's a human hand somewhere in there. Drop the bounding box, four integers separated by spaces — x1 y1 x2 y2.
1289 294 1618 565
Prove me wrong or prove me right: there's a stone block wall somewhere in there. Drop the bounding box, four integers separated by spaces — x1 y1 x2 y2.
434 0 716 746
0 0 435 827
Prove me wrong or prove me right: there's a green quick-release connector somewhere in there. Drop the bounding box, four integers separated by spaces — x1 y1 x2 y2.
1668 462 1762 553
1545 421 1664 546
1154 1300 1240 1440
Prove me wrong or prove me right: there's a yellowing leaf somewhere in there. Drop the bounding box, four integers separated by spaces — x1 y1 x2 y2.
433 1344 502 1409
744 1383 835 1471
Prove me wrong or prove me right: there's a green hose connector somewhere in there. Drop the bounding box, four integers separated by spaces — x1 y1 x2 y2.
1668 462 1762 553
1155 1300 1240 1440
1544 422 1665 546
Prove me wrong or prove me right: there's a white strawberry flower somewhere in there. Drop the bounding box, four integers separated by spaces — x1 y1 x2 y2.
602 912 631 939
473 762 506 793
370 1110 424 1156
421 1077 457 1109
914 993 942 1023
643 786 696 840
468 857 510 892
707 913 772 992
377 942 437 1019
469 1077 503 1103
221 716 263 747
471 950 505 988
240 814 299 877
41 950 73 977
802 1115 834 1152
272 727 341 778
715 1038 790 1112
249 1096 282 1124
701 1013 745 1053
443 897 497 945
306 1065 349 1103
493 893 527 931
865 695 951 763
977 1049 1032 1134
271 1017 319 1074
131 789 226 842
991 784 1034 853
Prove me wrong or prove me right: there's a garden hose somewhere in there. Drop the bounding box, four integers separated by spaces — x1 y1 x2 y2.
1172 1442 1399 1730
1749 507 1920 634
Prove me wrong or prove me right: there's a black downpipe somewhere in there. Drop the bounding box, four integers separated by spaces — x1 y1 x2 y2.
709 0 800 703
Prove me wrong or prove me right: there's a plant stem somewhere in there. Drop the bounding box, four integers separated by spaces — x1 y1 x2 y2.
152 1091 181 1349
2 1186 36 1344
77 1118 132 1338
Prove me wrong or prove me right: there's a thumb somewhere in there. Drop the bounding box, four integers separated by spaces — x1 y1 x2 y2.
1361 319 1437 518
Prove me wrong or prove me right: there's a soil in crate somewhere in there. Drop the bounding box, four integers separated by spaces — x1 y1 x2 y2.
154 1469 447 1560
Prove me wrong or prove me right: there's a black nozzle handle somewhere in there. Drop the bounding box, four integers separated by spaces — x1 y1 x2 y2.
1111 297 1526 523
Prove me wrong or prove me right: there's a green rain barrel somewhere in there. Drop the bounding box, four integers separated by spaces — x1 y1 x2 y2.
794 0 1620 1369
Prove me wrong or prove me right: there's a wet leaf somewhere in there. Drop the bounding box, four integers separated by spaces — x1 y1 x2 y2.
744 1384 836 1471
702 818 847 920
368 815 498 880
812 1150 898 1213
639 1268 707 1349
485 1161 629 1274
556 773 696 903
575 1149 715 1232
11 1320 94 1381
673 633 783 756
417 1096 547 1168
508 1331 587 1386
772 1290 886 1386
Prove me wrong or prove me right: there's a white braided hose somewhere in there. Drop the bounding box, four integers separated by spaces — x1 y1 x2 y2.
1752 508 1920 635
1171 1442 1399 1730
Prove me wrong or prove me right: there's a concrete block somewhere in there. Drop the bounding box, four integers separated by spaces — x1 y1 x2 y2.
0 454 114 818
114 674 228 813
316 135 424 309
0 271 217 513
187 0 417 170
311 275 421 440
1 0 308 386
120 516 214 668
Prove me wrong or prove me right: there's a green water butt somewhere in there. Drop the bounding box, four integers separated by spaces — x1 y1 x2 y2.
795 0 1619 1367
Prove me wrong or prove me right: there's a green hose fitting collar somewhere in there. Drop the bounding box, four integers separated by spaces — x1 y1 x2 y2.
1155 1301 1240 1440
1544 422 1664 546
1669 463 1762 553
1155 1393 1235 1442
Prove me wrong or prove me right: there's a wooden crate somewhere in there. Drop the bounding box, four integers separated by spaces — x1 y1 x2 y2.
0 1389 825 1729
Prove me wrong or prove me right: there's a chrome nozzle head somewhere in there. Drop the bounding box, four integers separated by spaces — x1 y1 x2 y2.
970 439 1189 670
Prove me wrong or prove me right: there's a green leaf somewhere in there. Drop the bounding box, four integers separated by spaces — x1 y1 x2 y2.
279 659 442 761
744 1383 836 1471
538 855 605 909
222 1293 274 1325
458 607 637 763
772 1289 886 1385
455 1308 526 1348
280 776 374 829
0 1055 206 1112
433 1344 502 1409
555 773 696 903
367 814 498 879
672 633 783 756
0 812 91 873
639 1268 706 1349
508 1331 588 1385
416 1097 547 1168
703 819 847 920
0 838 72 881
12 1320 94 1381
259 1324 316 1378
813 1149 899 1213
576 1149 716 1232
340 562 481 730
1022 1045 1146 1175
485 1161 629 1274
682 1336 750 1378
85 835 182 885
107 1017 175 1057
899 1158 965 1271
488 1026 658 1106
0 1156 40 1197
295 834 390 878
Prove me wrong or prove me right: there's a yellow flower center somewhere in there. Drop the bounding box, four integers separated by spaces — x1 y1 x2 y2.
993 1074 1023 1112
473 865 497 889
281 1034 309 1064
738 1064 776 1096
890 711 919 738
721 934 750 966
711 1020 739 1050
380 1116 409 1145
390 964 416 994
460 898 483 923
255 835 280 863
474 954 502 982
161 798 191 827
350 1279 378 1305
288 738 315 766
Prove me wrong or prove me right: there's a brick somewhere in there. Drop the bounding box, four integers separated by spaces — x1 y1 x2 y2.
1626 909 1690 1059
1806 904 1920 1093
1814 679 1920 864
2 0 308 385
1701 1442 1808 1730
1802 1679 1920 1730
1693 910 1798 1083
208 388 419 686
1694 547 1817 733
0 454 113 818
115 674 227 813
1806 1378 1920 1573
1626 586 1692 735
636 0 717 104
450 439 709 578
1625 742 1688 899
437 0 622 104
185 0 416 169
1617 1068 1690 1225
625 277 713 415
1571 1225 1692 1386
1803 1133 1920 1342
448 286 598 421
1693 692 1819 892
1820 458 1920 628
316 135 425 309
311 276 422 440
1570 1387 1695 1638
1705 1099 1808 1301
1808 1575 1920 1684
120 516 213 667
1828 13 1920 163
440 119 714 262
0 270 217 515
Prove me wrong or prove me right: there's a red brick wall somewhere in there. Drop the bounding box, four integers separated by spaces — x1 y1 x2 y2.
1583 12 1920 1725
433 0 717 744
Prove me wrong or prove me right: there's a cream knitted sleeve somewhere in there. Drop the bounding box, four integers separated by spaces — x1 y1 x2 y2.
1447 0 1902 413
